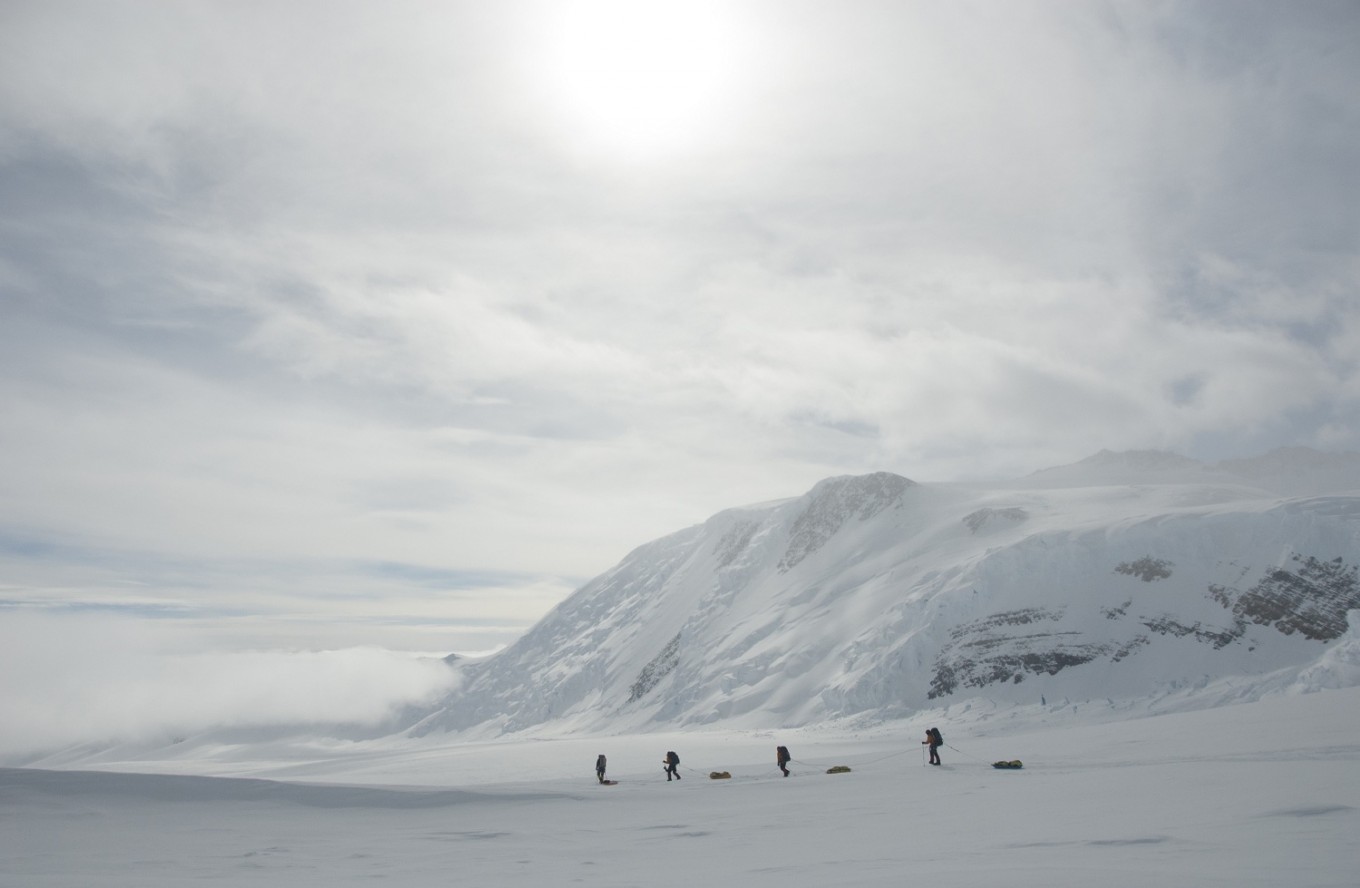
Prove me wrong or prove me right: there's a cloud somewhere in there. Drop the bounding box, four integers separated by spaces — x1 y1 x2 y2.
0 611 461 757
0 0 1356 660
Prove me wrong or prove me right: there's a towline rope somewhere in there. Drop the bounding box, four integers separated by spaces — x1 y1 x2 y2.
790 747 911 769
942 742 984 762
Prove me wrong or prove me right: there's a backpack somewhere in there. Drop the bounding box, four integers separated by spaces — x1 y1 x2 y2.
666 751 679 765
928 727 943 746
596 755 606 770
776 745 790 763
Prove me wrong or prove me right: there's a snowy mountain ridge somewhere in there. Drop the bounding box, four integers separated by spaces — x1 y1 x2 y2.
412 447 1360 739
1024 445 1360 493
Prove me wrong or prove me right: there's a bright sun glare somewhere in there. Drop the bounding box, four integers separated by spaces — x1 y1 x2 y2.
534 1 745 158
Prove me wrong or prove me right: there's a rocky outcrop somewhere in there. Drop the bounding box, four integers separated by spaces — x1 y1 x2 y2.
1211 555 1359 641
963 507 1028 534
628 632 681 703
778 473 914 572
1116 557 1174 582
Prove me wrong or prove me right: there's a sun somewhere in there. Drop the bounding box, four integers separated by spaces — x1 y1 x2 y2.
530 1 746 158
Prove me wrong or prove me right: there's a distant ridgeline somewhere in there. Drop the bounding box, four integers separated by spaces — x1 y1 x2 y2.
409 449 1360 738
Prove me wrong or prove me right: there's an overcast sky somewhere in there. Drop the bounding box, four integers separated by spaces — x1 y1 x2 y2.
2 0 1358 678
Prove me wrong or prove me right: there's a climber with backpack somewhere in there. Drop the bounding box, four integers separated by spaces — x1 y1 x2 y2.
663 750 681 781
776 745 791 777
596 754 608 784
923 727 943 765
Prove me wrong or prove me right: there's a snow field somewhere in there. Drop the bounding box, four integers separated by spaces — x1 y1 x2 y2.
3 687 1356 887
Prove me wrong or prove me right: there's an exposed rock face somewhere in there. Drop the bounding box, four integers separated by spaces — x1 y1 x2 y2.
1140 616 1239 649
778 473 914 572
1116 557 1174 582
964 507 1029 534
925 548 1360 699
628 632 681 703
1211 555 1360 642
928 608 1109 698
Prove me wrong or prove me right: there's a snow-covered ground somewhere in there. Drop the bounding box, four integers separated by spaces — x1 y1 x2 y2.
5 686 1357 887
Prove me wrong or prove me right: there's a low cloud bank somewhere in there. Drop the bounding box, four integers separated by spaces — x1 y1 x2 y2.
0 612 460 758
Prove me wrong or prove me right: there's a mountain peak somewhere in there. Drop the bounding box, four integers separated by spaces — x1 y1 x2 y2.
413 452 1360 739
1025 447 1360 495
1026 449 1206 487
1213 447 1360 494
1079 449 1201 470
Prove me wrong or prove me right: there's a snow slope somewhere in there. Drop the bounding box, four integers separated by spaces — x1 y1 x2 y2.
413 449 1360 738
4 685 1357 888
